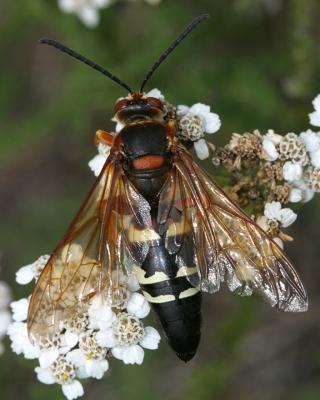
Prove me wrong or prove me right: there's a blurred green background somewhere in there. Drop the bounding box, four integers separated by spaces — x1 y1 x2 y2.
1 0 320 399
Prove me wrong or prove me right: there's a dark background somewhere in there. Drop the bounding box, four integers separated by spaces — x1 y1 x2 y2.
0 1 320 399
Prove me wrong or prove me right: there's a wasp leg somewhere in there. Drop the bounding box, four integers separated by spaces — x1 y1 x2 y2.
95 129 114 146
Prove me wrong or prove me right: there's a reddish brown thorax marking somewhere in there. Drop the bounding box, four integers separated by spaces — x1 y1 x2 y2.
133 155 165 170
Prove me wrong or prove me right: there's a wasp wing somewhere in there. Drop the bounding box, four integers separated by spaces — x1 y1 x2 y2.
158 146 308 312
28 157 152 341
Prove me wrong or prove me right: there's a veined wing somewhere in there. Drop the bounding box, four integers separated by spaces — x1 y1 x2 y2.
158 145 308 312
28 156 152 341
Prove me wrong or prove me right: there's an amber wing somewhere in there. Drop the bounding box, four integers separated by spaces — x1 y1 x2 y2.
158 145 308 312
28 157 152 341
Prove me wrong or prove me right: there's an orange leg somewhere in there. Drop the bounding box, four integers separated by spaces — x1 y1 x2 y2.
95 130 114 146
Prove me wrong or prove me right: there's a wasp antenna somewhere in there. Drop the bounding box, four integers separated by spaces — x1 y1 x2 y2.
39 38 133 94
140 14 209 93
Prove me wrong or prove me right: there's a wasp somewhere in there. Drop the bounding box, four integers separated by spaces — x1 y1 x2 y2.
28 15 308 362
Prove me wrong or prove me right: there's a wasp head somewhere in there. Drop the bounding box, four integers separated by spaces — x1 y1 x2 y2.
114 93 165 125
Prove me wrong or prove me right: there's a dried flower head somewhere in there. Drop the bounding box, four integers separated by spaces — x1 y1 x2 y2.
278 133 309 165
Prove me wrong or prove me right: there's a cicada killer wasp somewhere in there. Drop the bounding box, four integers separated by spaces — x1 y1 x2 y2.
28 14 308 362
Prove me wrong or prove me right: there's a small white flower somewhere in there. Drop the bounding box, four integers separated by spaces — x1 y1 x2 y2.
309 111 320 127
58 0 111 28
194 138 210 160
299 129 320 152
15 255 50 284
282 161 303 182
126 292 150 319
10 298 29 322
109 312 160 365
264 201 297 228
310 148 320 168
262 138 279 161
67 347 109 379
36 358 84 399
178 103 221 134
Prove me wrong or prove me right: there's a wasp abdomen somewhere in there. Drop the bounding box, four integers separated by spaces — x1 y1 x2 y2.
134 242 201 362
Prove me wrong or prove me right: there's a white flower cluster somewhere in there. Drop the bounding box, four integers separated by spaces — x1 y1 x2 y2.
254 94 320 247
58 0 161 28
7 256 160 400
177 103 221 160
262 115 320 204
257 202 297 248
0 281 12 355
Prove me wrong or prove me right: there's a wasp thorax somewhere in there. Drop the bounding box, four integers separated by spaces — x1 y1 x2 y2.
114 93 165 125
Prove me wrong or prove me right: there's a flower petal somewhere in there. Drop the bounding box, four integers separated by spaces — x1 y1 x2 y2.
15 265 34 285
39 348 59 368
262 138 279 161
194 139 209 160
264 201 281 220
62 380 84 400
265 129 283 144
35 367 55 385
88 296 114 331
88 154 106 177
140 326 161 350
10 298 28 322
112 344 144 365
310 148 320 168
146 88 164 100
279 208 297 228
204 112 221 134
85 359 109 379
289 188 302 203
312 94 320 112
282 161 303 182
299 129 320 152
309 111 320 127
126 292 150 319
95 329 117 348
63 330 79 348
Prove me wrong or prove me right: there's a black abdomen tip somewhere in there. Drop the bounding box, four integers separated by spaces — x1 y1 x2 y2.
177 350 197 363
166 322 201 363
